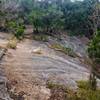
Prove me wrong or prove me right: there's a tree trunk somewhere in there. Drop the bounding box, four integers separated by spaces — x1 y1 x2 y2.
89 70 97 91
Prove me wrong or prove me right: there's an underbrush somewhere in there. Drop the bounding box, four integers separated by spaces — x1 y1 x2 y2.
33 34 48 42
50 43 76 57
7 37 18 49
15 26 24 40
47 82 70 100
76 81 100 100
47 81 100 100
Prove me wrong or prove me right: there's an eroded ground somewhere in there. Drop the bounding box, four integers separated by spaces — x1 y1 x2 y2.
0 31 90 100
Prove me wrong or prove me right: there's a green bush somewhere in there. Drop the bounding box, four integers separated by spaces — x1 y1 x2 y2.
5 21 17 32
15 26 24 40
77 80 90 90
5 20 25 39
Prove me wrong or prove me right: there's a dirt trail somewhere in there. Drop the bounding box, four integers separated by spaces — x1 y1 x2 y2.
0 30 90 100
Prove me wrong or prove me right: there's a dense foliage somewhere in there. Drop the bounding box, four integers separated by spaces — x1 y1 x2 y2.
0 0 100 37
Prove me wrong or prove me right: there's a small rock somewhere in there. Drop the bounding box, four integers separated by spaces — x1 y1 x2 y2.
32 47 42 54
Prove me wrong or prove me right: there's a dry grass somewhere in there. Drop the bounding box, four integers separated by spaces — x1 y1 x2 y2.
50 43 77 57
46 82 69 100
7 37 18 49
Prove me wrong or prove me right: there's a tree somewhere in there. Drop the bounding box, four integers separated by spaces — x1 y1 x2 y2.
88 31 100 90
88 32 100 71
1 0 99 38
29 1 64 34
87 0 100 36
29 8 45 33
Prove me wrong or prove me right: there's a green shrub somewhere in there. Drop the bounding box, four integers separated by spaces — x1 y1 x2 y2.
5 20 25 39
15 26 24 40
77 80 90 90
5 21 17 32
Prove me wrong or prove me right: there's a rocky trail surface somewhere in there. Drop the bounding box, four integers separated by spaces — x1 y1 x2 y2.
0 29 90 100
0 32 12 100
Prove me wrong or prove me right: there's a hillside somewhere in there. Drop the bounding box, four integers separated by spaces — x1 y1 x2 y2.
0 28 90 99
0 0 100 100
